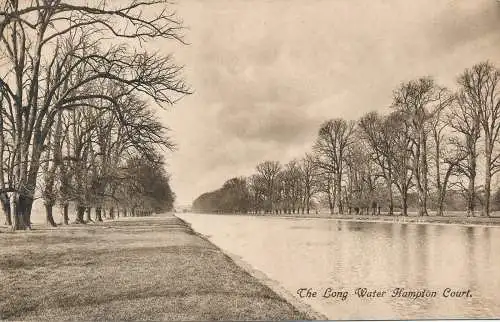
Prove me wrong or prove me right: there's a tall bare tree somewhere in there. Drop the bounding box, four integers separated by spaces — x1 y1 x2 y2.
457 62 500 217
392 77 448 216
248 174 266 214
255 161 282 214
358 112 399 215
300 153 318 214
447 91 482 216
314 118 355 214
386 112 414 216
0 0 190 230
431 103 467 216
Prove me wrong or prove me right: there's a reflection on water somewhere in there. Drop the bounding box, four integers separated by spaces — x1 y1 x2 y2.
178 214 500 319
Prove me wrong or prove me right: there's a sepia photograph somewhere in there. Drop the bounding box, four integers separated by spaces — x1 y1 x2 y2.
1 0 500 320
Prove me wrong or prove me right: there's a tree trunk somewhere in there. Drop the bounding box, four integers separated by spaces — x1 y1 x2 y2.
24 155 43 228
336 174 343 214
484 169 492 217
20 195 32 228
331 181 336 215
62 203 69 225
401 189 408 216
415 174 426 216
437 195 445 217
484 145 492 217
109 207 115 219
387 173 394 215
420 131 429 216
95 207 103 222
467 172 476 217
1 194 12 226
414 133 426 217
75 205 85 224
467 141 477 217
45 203 57 227
12 194 27 230
85 207 93 222
437 166 454 217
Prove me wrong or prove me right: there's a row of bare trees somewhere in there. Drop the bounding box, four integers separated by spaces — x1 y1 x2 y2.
193 62 500 217
1 0 189 230
193 157 321 215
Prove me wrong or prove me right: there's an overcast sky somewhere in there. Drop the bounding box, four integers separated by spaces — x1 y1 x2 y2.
156 0 500 206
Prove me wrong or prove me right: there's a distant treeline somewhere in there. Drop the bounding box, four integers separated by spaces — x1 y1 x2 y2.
193 62 500 217
193 179 500 215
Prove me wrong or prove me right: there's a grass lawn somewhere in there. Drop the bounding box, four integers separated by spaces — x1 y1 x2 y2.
0 215 311 321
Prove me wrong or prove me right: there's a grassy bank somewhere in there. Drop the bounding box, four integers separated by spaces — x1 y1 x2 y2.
0 215 311 321
320 214 500 227
247 212 500 227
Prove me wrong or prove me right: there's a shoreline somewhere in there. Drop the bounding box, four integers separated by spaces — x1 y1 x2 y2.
185 212 500 228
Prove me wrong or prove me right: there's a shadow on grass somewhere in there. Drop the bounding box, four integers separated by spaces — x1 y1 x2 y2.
0 215 311 321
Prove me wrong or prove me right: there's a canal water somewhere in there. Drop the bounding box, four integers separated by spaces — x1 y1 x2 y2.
177 213 500 319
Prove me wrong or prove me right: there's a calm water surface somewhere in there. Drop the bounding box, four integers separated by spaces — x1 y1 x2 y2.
178 213 500 319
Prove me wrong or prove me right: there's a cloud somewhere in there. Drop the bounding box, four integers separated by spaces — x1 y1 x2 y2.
163 0 500 205
425 0 500 51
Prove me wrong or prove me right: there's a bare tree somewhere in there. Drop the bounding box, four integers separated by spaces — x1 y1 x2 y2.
392 77 448 216
345 137 380 215
255 161 282 214
279 160 302 214
345 140 366 215
0 0 190 230
300 153 319 214
315 170 335 214
248 174 266 214
358 112 399 215
386 112 414 216
447 85 482 216
40 111 66 226
314 118 355 214
430 104 467 216
456 62 500 217
0 89 13 225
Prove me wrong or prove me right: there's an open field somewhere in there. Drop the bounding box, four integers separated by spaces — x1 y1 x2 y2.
0 215 311 321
